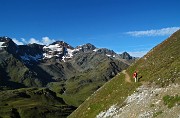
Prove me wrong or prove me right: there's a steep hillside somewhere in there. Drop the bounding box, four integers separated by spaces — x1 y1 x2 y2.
0 50 43 89
69 30 180 118
127 29 180 86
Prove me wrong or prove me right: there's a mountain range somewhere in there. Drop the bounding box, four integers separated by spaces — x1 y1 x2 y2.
0 37 136 117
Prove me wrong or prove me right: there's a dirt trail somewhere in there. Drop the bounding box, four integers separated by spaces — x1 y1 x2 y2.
122 70 132 83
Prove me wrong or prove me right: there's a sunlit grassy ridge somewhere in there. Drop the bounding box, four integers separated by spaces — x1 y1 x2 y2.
69 30 180 118
127 29 180 86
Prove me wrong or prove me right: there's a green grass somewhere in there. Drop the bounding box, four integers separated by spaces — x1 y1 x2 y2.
153 111 163 117
0 87 75 118
69 30 180 118
69 73 141 118
48 58 128 107
163 95 180 108
62 83 102 107
127 30 180 86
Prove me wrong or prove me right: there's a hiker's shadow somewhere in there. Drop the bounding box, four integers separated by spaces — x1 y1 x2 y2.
138 76 142 81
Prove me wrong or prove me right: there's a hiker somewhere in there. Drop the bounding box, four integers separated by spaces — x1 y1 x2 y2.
133 71 138 82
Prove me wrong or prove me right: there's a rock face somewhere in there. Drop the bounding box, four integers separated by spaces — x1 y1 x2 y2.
119 52 133 60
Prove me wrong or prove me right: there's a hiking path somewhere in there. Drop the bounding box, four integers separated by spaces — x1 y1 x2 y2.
122 70 132 83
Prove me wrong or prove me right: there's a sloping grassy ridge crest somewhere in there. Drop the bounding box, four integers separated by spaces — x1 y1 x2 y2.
69 30 180 118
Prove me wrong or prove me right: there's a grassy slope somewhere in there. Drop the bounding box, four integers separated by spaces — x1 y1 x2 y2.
0 87 75 118
69 30 180 118
0 52 43 88
127 29 180 86
49 59 128 107
68 73 141 118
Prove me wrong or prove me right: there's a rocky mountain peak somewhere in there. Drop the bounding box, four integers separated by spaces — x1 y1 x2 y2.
75 43 96 52
50 41 74 49
43 41 75 61
94 48 116 57
119 52 133 60
1 38 136 65
0 37 18 55
0 36 11 42
0 36 16 47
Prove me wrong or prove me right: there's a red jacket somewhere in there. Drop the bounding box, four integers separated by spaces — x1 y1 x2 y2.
133 72 137 78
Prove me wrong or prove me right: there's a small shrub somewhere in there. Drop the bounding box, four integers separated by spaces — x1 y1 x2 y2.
153 111 163 117
163 95 180 108
150 103 155 107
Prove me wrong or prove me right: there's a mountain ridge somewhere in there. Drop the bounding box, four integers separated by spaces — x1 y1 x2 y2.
0 37 136 64
0 36 136 117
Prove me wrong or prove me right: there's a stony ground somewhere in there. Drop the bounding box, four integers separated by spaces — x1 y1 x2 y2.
96 84 180 118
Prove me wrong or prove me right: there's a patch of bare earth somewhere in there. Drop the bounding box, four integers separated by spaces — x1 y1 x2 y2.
122 70 132 83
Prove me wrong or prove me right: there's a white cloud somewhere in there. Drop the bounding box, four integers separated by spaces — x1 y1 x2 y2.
21 38 27 44
42 37 55 45
28 38 43 44
12 38 24 45
12 37 58 45
128 51 148 57
126 27 180 37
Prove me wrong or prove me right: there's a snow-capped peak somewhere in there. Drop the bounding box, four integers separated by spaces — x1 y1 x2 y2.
43 41 76 61
0 42 6 47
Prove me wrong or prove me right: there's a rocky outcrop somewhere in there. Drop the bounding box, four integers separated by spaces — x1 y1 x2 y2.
97 84 180 118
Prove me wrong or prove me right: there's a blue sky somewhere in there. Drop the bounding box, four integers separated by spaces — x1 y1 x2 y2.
0 0 180 57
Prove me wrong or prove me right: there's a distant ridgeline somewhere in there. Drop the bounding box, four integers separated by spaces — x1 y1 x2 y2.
0 36 136 118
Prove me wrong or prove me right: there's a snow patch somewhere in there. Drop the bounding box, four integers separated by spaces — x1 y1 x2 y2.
43 44 63 51
0 42 6 49
66 48 74 58
20 53 30 61
43 43 79 61
62 56 66 62
43 44 64 59
93 48 99 52
20 53 42 62
106 54 112 57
